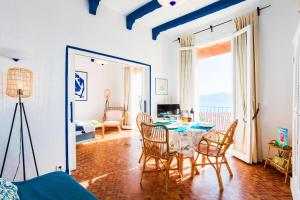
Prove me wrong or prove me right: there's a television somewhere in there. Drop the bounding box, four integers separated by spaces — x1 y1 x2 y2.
157 104 180 118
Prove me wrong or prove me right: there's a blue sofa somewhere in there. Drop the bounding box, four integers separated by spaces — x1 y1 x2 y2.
14 172 98 200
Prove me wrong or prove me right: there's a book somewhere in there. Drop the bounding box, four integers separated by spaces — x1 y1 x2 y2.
275 128 288 149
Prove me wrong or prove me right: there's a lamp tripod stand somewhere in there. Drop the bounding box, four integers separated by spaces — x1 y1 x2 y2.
0 90 39 181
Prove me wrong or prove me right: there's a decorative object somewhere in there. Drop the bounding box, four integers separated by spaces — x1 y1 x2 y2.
1 67 39 181
157 0 187 7
155 78 168 95
75 71 88 101
104 88 111 111
275 127 288 149
264 140 292 183
0 178 20 200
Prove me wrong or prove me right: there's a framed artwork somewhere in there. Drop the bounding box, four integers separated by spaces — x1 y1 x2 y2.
75 71 88 101
155 78 168 95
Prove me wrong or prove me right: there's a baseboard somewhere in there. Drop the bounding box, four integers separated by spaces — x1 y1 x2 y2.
291 177 300 200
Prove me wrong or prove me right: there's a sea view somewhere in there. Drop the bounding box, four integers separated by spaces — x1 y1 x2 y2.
199 92 232 109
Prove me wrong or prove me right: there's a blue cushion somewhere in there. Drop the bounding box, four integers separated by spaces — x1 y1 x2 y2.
76 124 84 132
14 172 98 200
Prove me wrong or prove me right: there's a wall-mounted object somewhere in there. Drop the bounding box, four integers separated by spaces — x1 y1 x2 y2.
155 78 168 95
1 67 39 181
75 71 88 101
0 48 27 62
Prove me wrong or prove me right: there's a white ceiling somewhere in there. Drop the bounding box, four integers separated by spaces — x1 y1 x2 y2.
101 0 261 40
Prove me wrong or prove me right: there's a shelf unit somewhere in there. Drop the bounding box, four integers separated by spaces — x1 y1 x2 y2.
264 140 292 183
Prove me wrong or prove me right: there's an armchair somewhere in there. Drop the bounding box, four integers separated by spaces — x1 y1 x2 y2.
136 113 153 163
194 120 238 190
140 123 179 191
102 107 124 138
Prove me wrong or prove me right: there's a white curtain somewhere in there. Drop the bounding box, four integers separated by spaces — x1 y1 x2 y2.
234 11 262 163
124 67 145 128
179 35 194 111
124 67 131 125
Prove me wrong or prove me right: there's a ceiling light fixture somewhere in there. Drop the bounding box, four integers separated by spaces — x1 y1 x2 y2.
157 0 187 8
91 58 109 66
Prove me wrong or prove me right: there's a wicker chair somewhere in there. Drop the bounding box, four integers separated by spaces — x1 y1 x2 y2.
102 107 125 138
194 120 238 191
140 123 179 191
136 113 153 163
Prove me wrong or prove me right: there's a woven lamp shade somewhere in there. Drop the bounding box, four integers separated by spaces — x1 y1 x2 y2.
6 67 33 98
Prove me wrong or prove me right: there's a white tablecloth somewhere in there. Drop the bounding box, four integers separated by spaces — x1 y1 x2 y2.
169 129 209 157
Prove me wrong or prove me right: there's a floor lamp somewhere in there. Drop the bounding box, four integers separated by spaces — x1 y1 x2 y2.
0 67 39 181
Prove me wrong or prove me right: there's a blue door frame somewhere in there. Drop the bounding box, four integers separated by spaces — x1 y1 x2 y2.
65 45 152 173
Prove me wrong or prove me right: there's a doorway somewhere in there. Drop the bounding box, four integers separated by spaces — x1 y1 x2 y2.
65 46 151 173
194 25 255 164
195 39 233 131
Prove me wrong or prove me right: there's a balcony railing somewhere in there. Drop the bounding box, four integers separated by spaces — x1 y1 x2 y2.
199 106 232 131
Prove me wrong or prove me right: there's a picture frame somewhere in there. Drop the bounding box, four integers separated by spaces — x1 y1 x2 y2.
155 78 168 95
75 71 88 101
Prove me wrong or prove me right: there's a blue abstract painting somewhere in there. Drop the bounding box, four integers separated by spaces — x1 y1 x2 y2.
75 71 87 101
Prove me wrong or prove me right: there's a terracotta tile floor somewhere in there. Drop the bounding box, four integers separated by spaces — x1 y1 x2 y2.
71 130 292 200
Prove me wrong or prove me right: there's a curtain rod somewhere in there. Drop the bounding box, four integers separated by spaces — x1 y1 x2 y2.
174 4 271 42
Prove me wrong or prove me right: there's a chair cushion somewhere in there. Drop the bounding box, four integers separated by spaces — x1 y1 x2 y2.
103 121 120 126
198 143 224 157
105 110 123 121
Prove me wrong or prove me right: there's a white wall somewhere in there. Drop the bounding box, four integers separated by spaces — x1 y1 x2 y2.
258 0 299 157
178 0 299 158
0 0 178 180
74 55 124 121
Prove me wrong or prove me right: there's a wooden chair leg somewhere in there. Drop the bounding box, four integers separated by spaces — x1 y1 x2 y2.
178 153 184 177
202 154 206 167
176 155 180 175
155 158 159 170
102 126 105 138
138 150 144 163
165 156 173 192
223 156 233 176
189 157 195 178
264 160 268 168
140 155 147 184
215 159 224 191
193 152 200 175
118 125 121 133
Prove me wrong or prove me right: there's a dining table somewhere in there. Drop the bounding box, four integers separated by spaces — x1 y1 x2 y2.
154 120 215 178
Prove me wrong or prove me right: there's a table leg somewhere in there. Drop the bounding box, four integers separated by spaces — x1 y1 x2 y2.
189 157 195 178
178 153 184 177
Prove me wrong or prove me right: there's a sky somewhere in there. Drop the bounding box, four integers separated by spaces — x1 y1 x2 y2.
197 52 232 95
